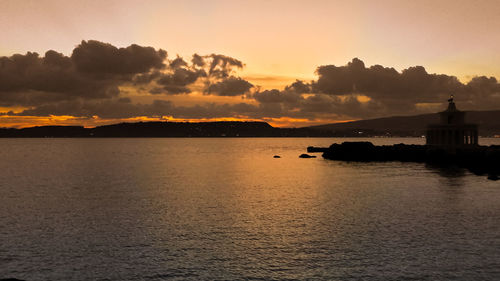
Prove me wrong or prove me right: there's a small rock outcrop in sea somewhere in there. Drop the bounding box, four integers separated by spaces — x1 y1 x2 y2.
488 174 499 181
299 153 317 158
307 146 328 153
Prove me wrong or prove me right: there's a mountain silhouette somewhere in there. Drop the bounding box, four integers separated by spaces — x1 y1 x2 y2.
1 110 499 138
307 110 500 137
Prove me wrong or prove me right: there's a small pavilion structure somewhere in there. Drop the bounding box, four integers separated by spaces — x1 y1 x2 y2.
426 96 478 147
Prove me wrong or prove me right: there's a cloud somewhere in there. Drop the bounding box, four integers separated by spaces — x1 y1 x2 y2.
311 58 500 117
191 53 205 67
134 54 251 95
313 58 463 103
206 76 253 96
2 44 500 127
14 99 174 119
285 80 311 93
153 68 206 94
0 50 120 106
0 41 252 108
71 40 167 75
0 40 169 107
253 89 302 105
207 54 244 78
11 98 263 120
461 76 500 109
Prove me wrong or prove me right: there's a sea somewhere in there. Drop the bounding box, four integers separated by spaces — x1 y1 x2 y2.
1 138 499 281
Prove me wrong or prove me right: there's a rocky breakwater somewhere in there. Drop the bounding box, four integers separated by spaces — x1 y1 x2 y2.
320 142 500 180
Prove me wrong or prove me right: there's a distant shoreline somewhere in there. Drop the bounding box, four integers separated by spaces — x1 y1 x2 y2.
1 116 500 138
0 121 413 138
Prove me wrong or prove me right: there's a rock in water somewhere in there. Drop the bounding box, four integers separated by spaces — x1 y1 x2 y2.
487 174 499 181
299 153 316 158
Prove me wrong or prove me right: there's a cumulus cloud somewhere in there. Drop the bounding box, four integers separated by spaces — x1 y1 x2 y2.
134 54 251 95
0 40 253 107
253 89 302 105
71 40 167 75
0 51 120 106
2 44 500 126
285 80 312 93
153 67 206 94
313 58 463 103
206 76 253 96
310 58 500 117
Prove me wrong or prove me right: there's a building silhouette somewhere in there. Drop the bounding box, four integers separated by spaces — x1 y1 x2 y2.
426 96 478 147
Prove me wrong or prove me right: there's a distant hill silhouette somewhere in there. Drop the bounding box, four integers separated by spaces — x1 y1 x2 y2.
0 111 499 138
307 110 500 137
0 121 332 138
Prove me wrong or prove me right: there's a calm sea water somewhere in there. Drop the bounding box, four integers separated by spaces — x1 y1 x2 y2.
1 138 500 281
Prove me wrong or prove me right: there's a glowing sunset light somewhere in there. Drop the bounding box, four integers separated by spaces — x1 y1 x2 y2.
1 0 500 128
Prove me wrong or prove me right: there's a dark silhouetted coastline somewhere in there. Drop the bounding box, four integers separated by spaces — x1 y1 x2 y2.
0 121 328 138
2 110 500 138
315 141 500 180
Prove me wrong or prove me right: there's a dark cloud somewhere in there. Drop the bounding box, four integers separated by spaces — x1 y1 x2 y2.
0 41 169 107
460 76 500 110
285 80 311 93
206 76 253 96
191 54 205 67
134 53 250 95
152 55 208 95
0 50 120 106
310 58 500 118
314 58 463 103
11 98 264 120
253 89 302 105
3 46 500 125
71 40 166 75
0 40 253 108
207 54 244 78
14 99 174 119
153 68 206 94
133 70 163 84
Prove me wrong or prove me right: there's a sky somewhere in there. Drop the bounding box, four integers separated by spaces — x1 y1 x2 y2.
1 0 500 127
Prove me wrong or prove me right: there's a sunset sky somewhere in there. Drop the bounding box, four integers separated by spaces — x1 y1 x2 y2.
1 0 500 127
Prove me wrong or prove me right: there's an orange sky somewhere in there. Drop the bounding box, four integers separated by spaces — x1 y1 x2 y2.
1 0 500 127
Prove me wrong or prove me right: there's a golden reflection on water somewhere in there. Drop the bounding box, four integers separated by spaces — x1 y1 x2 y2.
1 138 500 280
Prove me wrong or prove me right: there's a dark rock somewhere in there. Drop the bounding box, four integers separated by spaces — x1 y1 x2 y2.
319 141 500 178
307 146 328 153
273 155 281 158
487 174 499 181
299 153 316 158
